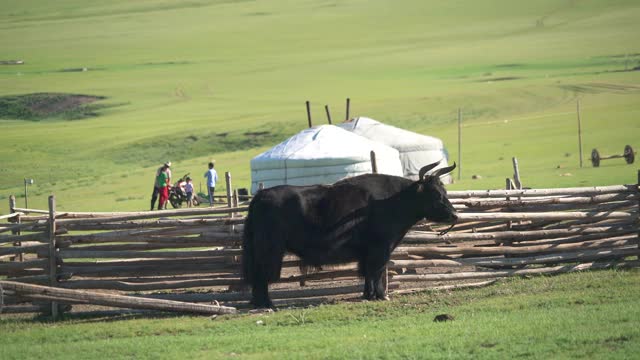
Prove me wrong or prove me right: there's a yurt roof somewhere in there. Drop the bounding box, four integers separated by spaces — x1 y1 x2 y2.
251 124 402 169
338 117 444 152
249 125 404 193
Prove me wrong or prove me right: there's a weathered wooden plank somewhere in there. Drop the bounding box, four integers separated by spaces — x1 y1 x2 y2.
397 237 636 257
0 259 48 273
389 246 637 268
392 260 638 282
1 281 236 315
448 185 635 199
58 248 241 260
0 243 48 256
402 225 637 243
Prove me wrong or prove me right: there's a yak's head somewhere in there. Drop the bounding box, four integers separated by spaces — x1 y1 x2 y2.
415 160 458 225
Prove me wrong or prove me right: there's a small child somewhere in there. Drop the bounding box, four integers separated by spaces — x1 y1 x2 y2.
184 176 194 208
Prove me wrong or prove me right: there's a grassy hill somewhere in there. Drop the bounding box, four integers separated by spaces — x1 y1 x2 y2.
1 0 639 212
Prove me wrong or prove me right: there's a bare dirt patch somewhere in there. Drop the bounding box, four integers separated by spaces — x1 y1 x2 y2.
0 92 109 121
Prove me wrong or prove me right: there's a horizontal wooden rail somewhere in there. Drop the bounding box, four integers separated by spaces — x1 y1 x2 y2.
0 232 48 245
403 224 637 243
448 185 637 198
0 212 23 221
457 210 635 222
0 243 48 257
55 206 249 224
389 247 637 269
0 281 237 315
397 237 636 257
0 259 49 274
452 193 637 208
58 248 241 260
391 260 638 282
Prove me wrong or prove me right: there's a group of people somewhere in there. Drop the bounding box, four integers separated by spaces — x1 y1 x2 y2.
150 160 219 210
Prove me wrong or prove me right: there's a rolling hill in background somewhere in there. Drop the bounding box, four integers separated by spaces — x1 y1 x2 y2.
1 0 639 212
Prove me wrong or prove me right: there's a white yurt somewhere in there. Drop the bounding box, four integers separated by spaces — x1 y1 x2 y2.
338 117 452 183
250 125 404 194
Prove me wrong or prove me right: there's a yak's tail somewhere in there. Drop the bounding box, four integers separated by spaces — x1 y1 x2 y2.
242 197 285 286
241 200 256 285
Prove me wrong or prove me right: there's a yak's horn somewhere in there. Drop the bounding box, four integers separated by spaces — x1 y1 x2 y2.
418 160 442 180
433 162 457 178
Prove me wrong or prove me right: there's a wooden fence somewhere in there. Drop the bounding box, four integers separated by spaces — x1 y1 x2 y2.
1 178 639 316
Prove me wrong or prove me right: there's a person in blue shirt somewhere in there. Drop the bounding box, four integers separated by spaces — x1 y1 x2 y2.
204 161 218 207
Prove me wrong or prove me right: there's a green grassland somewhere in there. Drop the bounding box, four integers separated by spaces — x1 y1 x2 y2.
1 269 638 359
1 2 639 357
1 0 639 212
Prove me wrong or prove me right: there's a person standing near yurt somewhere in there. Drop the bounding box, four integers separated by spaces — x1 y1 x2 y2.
156 164 170 210
150 161 172 210
204 161 218 207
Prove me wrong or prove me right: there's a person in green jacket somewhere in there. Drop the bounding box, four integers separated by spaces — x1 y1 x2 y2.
156 164 170 210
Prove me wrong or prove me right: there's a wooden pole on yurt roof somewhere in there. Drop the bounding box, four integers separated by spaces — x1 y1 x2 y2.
306 100 312 128
345 98 350 120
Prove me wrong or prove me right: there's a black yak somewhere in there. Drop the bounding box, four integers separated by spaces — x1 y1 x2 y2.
242 161 458 309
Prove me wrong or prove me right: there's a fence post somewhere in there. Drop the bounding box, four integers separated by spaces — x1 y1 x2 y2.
637 170 639 253
232 189 239 218
47 195 58 319
577 99 584 168
505 178 514 230
457 108 462 181
512 157 522 190
225 172 232 209
9 195 23 262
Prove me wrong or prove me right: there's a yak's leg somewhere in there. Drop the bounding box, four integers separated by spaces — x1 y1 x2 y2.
250 273 275 309
249 251 284 309
362 275 375 300
362 245 390 301
247 232 286 309
372 267 389 301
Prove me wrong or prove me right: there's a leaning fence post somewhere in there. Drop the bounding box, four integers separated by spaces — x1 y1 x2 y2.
637 170 639 254
512 157 522 190
225 172 234 237
47 195 58 319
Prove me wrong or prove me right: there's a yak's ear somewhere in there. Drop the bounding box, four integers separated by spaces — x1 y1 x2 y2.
418 160 441 180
